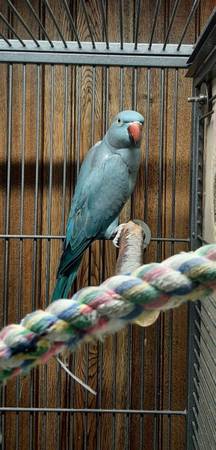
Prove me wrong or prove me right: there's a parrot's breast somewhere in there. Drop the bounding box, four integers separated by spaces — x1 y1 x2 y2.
117 147 141 195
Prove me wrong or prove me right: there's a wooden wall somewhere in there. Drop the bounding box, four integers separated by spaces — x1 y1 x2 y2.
0 1 215 449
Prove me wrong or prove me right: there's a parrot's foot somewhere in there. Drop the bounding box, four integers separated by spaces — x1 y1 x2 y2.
112 224 127 248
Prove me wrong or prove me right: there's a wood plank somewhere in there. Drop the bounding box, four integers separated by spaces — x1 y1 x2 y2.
7 3 41 449
38 2 74 449
71 2 103 449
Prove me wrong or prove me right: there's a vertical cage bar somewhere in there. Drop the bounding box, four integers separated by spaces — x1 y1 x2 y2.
0 31 12 46
8 5 13 40
68 65 82 450
7 0 40 47
111 66 126 449
76 65 82 178
144 68 151 222
111 332 117 450
154 318 162 450
30 63 42 450
99 0 109 49
132 68 137 111
120 67 124 109
189 89 203 248
85 65 97 450
124 67 136 447
32 65 41 311
80 0 96 49
139 68 151 450
167 314 173 450
127 70 139 450
134 0 141 50
104 66 109 132
62 0 82 48
96 65 109 450
139 326 145 450
56 64 69 450
101 65 109 281
167 67 179 450
0 13 26 46
46 64 55 291
162 0 181 50
15 63 26 450
1 61 13 450
42 64 55 450
45 64 54 304
148 0 161 50
87 66 96 289
119 0 124 50
72 63 83 449
126 321 132 450
17 63 26 320
157 68 165 261
177 0 201 50
4 64 13 326
91 67 96 147
112 64 126 449
25 0 54 47
61 65 68 235
131 66 137 219
84 75 90 447
43 0 67 47
154 68 165 450
171 69 178 254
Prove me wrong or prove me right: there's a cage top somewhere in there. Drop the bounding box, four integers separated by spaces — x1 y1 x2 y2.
0 0 213 68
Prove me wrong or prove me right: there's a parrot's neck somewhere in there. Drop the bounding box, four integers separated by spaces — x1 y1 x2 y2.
104 137 141 194
115 146 140 168
104 135 140 160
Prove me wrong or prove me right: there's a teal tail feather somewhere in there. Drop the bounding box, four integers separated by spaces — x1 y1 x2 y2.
51 257 82 302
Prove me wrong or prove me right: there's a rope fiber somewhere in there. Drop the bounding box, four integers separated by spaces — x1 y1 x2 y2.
0 244 216 383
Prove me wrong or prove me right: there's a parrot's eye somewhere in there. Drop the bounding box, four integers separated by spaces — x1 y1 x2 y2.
117 118 122 125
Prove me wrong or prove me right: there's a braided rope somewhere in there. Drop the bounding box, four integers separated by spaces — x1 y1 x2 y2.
0 244 216 383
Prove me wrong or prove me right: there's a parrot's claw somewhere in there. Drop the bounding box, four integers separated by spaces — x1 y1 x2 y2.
112 224 127 248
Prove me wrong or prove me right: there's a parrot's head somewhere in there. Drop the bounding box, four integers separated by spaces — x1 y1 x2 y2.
105 110 144 149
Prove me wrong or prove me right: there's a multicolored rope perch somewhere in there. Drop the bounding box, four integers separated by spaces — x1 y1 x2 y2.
0 244 216 383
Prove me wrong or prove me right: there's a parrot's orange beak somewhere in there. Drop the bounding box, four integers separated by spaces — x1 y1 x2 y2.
128 122 143 144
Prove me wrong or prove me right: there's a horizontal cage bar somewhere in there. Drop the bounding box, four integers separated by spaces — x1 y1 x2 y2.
0 407 187 415
0 40 193 67
0 234 190 242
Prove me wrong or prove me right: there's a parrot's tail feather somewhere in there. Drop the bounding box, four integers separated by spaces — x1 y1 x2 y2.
51 257 82 302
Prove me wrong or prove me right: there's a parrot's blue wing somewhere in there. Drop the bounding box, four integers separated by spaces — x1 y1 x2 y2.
57 209 92 277
59 153 129 271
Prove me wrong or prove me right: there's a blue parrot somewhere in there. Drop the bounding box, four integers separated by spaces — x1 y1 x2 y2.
51 110 144 301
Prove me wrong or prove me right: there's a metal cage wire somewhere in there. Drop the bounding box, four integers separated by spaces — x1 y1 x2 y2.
0 0 203 66
0 1 215 450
